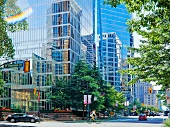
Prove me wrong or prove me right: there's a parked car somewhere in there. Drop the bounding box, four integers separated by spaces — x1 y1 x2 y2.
164 111 169 116
148 112 155 117
130 111 138 116
139 114 147 121
155 112 160 116
6 113 39 123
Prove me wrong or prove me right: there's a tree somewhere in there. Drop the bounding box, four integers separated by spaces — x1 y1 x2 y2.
104 0 170 91
0 0 28 59
89 65 105 111
0 1 28 96
49 77 72 109
70 60 101 110
103 85 125 112
129 99 142 110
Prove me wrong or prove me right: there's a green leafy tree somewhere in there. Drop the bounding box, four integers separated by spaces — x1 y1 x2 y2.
103 85 125 112
129 99 141 110
104 0 170 97
0 0 28 96
70 60 101 110
89 65 105 111
49 77 71 109
0 0 28 59
163 119 170 127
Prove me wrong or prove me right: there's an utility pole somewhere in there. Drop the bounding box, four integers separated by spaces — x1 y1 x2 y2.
87 82 90 117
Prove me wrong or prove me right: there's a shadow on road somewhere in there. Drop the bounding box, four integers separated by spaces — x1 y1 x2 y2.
0 124 37 127
108 117 165 125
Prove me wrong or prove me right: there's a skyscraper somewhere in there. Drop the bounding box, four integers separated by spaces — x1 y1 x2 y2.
95 0 134 91
0 0 94 110
97 32 122 88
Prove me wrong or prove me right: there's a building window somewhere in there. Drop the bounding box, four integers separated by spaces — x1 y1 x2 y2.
63 13 68 24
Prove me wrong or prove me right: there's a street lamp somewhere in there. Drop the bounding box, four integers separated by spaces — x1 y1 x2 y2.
83 82 92 118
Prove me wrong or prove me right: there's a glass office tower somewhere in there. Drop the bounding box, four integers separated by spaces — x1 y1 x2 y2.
0 0 94 110
95 0 134 92
97 32 122 88
0 0 93 62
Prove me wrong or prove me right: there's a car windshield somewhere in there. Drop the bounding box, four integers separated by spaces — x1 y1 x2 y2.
12 113 26 116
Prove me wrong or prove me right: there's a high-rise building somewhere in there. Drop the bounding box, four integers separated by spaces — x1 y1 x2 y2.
95 0 134 91
81 35 95 65
0 0 94 111
134 81 158 107
46 0 82 80
97 32 122 89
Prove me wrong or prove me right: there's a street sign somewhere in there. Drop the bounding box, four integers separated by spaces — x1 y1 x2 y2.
4 63 23 68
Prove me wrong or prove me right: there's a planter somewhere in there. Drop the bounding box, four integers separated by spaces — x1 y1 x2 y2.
54 110 72 113
0 118 4 121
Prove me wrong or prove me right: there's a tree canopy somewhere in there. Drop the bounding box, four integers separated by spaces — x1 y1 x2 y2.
104 0 170 91
0 0 28 95
50 60 126 113
0 0 28 59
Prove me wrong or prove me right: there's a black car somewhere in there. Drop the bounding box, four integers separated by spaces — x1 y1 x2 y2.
148 112 156 117
6 113 39 123
130 111 138 116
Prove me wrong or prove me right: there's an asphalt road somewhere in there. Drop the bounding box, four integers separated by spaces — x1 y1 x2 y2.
0 116 166 127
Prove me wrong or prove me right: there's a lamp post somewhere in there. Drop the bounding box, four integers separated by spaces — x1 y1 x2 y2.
87 82 90 117
83 82 91 118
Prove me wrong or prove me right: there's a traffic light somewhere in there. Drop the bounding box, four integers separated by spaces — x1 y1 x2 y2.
142 103 144 106
24 60 30 73
148 88 152 94
34 88 37 94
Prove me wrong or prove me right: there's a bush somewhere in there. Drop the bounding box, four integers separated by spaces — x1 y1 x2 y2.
163 119 170 127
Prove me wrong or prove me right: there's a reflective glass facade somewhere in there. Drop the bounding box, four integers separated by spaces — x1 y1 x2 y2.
97 32 122 89
0 0 93 63
0 0 94 111
96 0 134 91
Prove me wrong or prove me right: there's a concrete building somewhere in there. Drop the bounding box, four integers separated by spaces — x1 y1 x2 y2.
134 81 157 107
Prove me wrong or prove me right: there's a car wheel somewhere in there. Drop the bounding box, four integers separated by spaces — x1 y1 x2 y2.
30 118 35 123
10 118 15 123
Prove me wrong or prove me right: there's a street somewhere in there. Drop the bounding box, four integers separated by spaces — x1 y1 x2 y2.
0 116 166 127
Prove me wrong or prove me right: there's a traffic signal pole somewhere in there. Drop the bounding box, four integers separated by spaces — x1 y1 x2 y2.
38 84 40 120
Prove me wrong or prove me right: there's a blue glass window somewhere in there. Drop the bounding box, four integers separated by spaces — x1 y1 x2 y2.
52 15 58 25
53 27 58 37
63 26 68 36
63 13 68 24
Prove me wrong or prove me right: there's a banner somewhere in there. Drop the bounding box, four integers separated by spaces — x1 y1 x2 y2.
88 95 92 104
94 96 97 101
84 95 87 104
84 95 92 104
